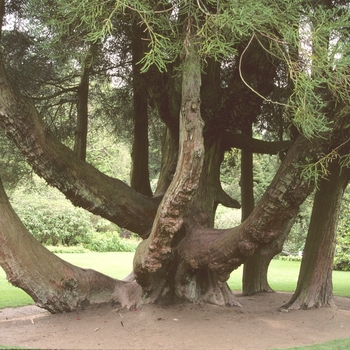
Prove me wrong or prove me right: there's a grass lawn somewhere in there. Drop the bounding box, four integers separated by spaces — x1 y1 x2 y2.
0 253 349 309
272 337 350 350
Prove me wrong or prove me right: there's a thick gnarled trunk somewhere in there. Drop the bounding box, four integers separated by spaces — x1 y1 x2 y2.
133 34 205 301
0 179 141 313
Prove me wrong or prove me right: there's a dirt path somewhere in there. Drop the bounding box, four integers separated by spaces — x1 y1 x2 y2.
1 292 350 349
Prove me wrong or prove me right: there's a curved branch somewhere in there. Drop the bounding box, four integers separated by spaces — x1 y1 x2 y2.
177 135 328 279
0 179 142 313
217 188 241 209
0 57 159 237
222 130 292 154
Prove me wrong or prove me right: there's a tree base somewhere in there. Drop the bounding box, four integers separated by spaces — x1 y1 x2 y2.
282 293 336 310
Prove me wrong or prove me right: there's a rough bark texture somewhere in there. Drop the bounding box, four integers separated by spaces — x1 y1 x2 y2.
134 134 328 307
130 22 153 197
284 160 350 309
175 135 325 283
133 34 205 302
0 179 142 313
0 56 159 237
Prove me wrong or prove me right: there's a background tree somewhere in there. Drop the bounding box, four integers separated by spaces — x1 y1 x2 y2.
284 159 350 309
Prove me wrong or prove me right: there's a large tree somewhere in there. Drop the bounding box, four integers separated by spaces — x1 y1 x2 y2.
0 0 350 312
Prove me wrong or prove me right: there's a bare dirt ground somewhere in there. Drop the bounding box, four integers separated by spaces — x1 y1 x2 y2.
1 292 350 350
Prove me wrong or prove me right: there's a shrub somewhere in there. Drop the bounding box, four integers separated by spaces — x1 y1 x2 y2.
10 179 140 252
334 234 350 271
277 255 302 262
334 208 350 271
46 245 90 253
11 186 94 246
83 231 139 252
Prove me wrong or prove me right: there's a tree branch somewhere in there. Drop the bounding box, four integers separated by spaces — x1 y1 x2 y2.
177 135 328 281
217 189 241 209
31 86 78 101
0 178 142 312
0 56 159 237
222 131 293 154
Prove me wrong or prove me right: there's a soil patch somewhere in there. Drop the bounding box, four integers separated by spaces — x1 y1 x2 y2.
1 292 350 349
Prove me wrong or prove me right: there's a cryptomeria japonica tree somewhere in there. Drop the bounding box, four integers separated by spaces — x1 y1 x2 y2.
0 0 350 312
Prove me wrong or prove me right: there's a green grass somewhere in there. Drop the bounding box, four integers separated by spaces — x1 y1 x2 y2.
272 337 350 350
0 254 349 309
0 252 134 309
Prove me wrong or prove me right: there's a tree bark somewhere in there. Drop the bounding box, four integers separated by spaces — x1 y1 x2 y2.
0 178 142 313
133 33 205 302
154 126 178 196
284 159 350 309
240 122 255 222
133 132 329 306
130 21 153 196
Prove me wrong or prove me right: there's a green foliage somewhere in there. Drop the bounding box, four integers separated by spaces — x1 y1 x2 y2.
334 198 350 271
9 177 139 252
86 133 132 184
220 148 241 200
214 205 241 229
84 231 139 252
46 245 90 254
11 193 93 246
253 154 280 201
277 255 302 262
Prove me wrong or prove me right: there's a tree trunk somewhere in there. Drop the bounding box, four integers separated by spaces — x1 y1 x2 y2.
134 132 327 306
242 218 295 295
240 122 254 222
284 159 350 309
154 126 178 196
74 44 97 161
133 32 205 301
240 122 293 295
130 21 153 197
0 178 142 313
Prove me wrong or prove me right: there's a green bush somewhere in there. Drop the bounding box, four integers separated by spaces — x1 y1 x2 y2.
46 245 91 253
277 255 302 262
84 231 139 252
9 179 140 252
13 200 93 246
333 231 350 271
334 205 350 271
